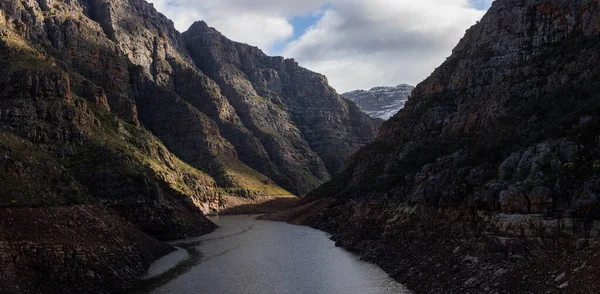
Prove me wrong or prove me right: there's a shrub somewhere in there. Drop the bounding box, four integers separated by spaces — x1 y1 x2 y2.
563 162 576 171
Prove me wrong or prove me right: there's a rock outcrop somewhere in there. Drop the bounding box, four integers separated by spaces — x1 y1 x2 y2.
342 84 414 120
269 0 600 292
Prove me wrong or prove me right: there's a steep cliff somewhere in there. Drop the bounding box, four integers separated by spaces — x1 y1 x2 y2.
56 0 292 197
0 17 218 238
0 0 378 225
343 84 414 120
12 0 377 198
0 10 217 290
271 0 600 292
183 21 378 194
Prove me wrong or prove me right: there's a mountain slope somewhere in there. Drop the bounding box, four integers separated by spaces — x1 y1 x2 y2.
71 0 293 196
0 0 378 205
183 21 378 192
342 84 414 120
0 25 216 292
270 0 600 292
74 0 377 196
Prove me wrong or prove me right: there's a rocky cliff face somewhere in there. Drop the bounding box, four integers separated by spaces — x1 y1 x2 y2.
273 0 600 292
183 21 378 193
317 0 600 208
0 0 376 292
342 84 414 120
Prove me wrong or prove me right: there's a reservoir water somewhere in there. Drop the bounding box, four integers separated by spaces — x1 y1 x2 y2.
149 215 409 294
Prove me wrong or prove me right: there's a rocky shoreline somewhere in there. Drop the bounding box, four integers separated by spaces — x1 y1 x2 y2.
263 198 600 293
218 195 300 215
0 205 174 294
0 196 303 294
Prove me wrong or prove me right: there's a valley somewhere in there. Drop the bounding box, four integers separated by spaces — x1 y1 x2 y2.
2 0 600 293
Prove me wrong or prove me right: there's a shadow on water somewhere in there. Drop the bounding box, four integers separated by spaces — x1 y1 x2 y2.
123 241 204 294
124 218 257 293
199 223 255 242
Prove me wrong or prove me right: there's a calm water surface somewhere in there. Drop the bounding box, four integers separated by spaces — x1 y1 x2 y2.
152 215 409 294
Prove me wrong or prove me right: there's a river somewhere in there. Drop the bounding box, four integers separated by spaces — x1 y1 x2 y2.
145 215 409 294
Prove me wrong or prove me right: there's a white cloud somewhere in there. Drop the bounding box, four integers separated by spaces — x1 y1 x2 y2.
148 0 488 93
148 0 323 53
282 0 486 92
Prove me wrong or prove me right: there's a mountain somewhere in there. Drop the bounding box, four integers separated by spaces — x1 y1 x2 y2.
268 0 600 292
342 84 414 120
0 0 377 292
182 21 378 192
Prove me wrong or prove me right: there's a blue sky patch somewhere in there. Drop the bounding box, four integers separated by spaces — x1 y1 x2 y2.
270 3 331 54
470 0 493 10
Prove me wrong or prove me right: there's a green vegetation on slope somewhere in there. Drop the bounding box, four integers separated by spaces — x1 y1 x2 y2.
222 159 291 198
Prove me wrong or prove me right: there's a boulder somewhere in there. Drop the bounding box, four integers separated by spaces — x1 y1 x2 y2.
571 178 600 212
38 0 52 11
500 186 528 214
499 152 521 181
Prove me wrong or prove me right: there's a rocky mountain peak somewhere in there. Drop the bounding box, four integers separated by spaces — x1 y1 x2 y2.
183 20 379 184
187 20 213 34
342 84 414 120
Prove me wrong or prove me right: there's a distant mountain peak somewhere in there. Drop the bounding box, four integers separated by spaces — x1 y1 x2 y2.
342 84 414 120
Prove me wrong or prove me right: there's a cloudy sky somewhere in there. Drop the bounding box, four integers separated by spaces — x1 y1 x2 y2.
148 0 493 93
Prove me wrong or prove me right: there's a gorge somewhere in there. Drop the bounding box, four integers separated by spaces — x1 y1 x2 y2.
2 0 600 293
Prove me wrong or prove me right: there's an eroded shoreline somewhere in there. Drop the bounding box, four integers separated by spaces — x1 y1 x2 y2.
263 198 600 293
